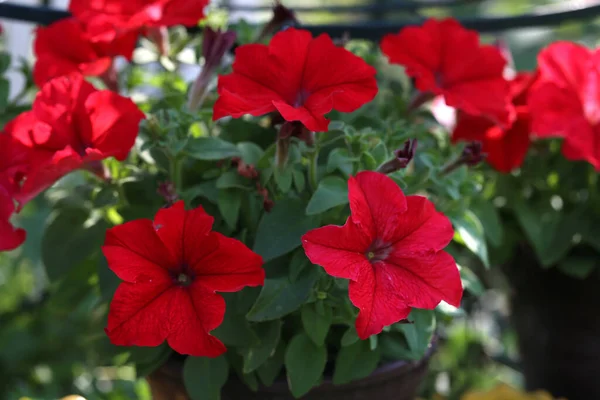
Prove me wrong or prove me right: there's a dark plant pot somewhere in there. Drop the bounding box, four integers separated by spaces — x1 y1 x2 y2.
147 347 434 400
503 244 600 400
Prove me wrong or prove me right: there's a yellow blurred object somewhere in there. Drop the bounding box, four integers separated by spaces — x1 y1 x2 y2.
59 396 87 400
461 384 567 400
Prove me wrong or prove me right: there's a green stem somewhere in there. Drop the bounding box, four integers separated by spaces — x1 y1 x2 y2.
170 156 183 193
308 149 319 192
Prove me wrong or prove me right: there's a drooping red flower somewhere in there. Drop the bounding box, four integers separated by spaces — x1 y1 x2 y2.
453 72 536 173
381 18 511 126
6 74 145 205
102 201 265 356
302 171 462 339
213 28 378 132
528 41 600 170
33 18 138 87
0 135 29 252
69 0 209 29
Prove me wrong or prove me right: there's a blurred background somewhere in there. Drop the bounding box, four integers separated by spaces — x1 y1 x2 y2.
1 0 600 399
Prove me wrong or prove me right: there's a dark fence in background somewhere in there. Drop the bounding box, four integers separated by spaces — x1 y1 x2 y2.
0 1 599 39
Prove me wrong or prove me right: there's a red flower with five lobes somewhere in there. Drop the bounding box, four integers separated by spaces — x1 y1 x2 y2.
0 135 29 251
6 74 145 205
33 18 138 87
302 171 463 339
453 72 536 173
381 18 511 126
528 42 600 170
213 28 378 132
102 201 265 356
69 0 209 28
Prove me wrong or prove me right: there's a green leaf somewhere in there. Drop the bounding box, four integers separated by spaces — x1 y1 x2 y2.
326 148 354 177
274 166 293 193
333 340 381 385
217 189 242 229
227 352 259 391
42 208 108 281
371 141 388 165
459 264 484 296
301 303 333 346
133 344 173 378
253 197 320 262
237 142 264 165
285 333 327 398
243 320 282 373
0 78 9 111
186 137 241 160
257 341 286 387
361 152 377 170
557 257 597 279
212 293 260 347
247 266 319 322
471 200 504 247
0 53 11 74
452 211 490 268
289 250 309 282
182 180 219 204
305 176 349 215
341 327 360 347
216 170 252 190
183 355 229 400
292 169 306 193
397 309 436 360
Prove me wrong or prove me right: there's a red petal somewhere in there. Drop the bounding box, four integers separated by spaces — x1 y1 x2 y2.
272 100 329 132
349 171 407 243
182 205 218 267
302 34 378 116
103 219 176 282
381 18 510 126
349 265 412 339
33 19 112 87
388 196 454 254
529 81 584 139
537 41 590 89
192 233 264 292
302 219 371 281
81 90 145 161
166 283 227 357
483 109 531 173
214 29 312 121
106 280 174 347
382 251 463 308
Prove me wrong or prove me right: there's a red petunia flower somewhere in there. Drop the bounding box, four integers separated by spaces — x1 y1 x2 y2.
0 135 29 252
528 42 600 170
102 201 265 356
213 28 378 132
453 72 536 173
302 171 462 339
69 0 209 29
6 74 145 205
381 18 511 126
33 18 138 87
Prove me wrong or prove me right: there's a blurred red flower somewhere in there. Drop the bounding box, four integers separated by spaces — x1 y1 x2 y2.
213 28 378 132
69 0 208 29
453 72 537 173
529 41 600 170
302 171 462 339
0 135 29 252
103 201 265 356
381 18 511 126
6 74 145 205
33 18 138 87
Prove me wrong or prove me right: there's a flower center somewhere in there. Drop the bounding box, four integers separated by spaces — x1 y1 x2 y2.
294 89 310 107
176 273 192 287
365 239 393 264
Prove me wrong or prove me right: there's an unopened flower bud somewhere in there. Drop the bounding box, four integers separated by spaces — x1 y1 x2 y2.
377 139 417 174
